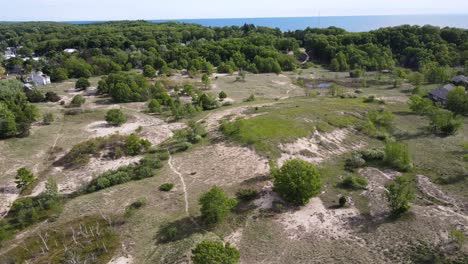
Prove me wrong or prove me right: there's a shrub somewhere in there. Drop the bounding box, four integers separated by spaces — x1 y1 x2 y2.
384 141 413 171
159 183 174 192
386 175 414 217
273 159 322 205
345 153 366 170
199 186 237 225
192 240 240 264
244 94 256 102
430 109 463 136
75 78 90 90
15 167 35 190
125 133 151 155
25 88 45 103
70 95 85 107
339 196 347 207
105 109 127 126
449 227 466 247
148 99 161 113
42 112 54 125
124 197 147 217
357 148 385 161
235 188 259 201
219 91 227 100
340 175 368 190
45 91 61 102
349 69 363 78
446 86 468 115
408 95 435 115
143 64 156 78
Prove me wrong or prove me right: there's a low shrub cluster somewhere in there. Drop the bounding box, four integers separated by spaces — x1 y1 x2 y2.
159 183 174 192
340 175 368 190
59 133 151 168
384 141 413 172
360 109 394 139
345 148 385 170
124 197 147 217
85 153 162 193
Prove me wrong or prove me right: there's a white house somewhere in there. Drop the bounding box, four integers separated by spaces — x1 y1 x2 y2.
27 71 51 86
64 48 78 54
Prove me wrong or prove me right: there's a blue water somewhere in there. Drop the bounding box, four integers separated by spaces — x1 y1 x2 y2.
69 14 468 32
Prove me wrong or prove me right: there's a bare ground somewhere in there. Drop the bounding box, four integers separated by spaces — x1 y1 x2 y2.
278 128 365 165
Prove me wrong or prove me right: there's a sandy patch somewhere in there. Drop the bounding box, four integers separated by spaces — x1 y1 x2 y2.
108 256 134 264
0 183 20 217
201 103 274 134
57 155 142 194
278 129 365 165
173 143 269 186
359 167 400 218
225 228 244 247
417 175 465 209
86 114 185 145
279 197 364 242
377 96 408 103
254 181 282 209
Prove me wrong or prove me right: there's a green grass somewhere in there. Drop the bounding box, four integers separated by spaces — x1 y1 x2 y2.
221 97 367 158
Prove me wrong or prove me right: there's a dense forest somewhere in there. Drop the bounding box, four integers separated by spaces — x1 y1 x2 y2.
1 21 467 79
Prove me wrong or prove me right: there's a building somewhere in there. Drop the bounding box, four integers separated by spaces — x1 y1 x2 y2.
3 47 16 60
428 84 455 105
450 75 468 88
27 71 51 86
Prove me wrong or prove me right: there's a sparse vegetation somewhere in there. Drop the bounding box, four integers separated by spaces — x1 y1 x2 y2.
384 141 413 172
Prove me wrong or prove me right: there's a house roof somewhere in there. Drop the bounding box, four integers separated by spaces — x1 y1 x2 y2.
451 75 468 84
429 84 455 100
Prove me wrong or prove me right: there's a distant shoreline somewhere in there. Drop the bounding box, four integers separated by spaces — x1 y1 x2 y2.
1 14 468 32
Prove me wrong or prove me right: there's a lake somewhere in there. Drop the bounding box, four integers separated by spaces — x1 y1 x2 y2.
69 14 468 32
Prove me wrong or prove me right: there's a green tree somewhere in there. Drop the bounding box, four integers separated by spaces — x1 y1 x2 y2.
148 99 161 113
0 102 18 137
105 109 127 126
125 133 150 155
330 58 340 72
143 65 156 78
386 175 414 217
430 109 463 135
219 91 227 101
43 177 59 199
70 95 86 107
15 167 35 190
192 240 240 264
273 159 321 205
446 86 468 115
384 141 413 171
75 78 90 90
202 74 211 89
199 186 237 225
408 95 436 115
51 68 68 82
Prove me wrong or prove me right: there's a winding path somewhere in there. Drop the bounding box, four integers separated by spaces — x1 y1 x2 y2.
168 155 189 216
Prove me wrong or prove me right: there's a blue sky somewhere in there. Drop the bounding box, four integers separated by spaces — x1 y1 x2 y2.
2 0 468 21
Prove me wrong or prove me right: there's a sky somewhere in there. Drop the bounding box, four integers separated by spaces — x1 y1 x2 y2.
2 0 468 21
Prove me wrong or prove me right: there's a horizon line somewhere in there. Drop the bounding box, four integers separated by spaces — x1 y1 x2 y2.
1 13 468 23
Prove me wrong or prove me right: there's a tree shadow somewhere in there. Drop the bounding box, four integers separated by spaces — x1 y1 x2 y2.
155 216 205 244
394 128 432 140
241 175 270 185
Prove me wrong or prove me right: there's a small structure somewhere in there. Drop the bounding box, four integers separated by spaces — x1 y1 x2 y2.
26 71 51 86
64 48 78 54
450 75 468 88
3 47 16 60
428 84 455 105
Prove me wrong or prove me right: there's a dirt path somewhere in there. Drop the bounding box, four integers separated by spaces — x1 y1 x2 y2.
168 154 189 216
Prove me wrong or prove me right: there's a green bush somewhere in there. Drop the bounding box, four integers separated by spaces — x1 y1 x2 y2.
357 148 385 161
125 133 151 155
148 99 161 113
235 188 259 201
408 95 436 115
345 153 366 170
75 78 90 90
15 167 35 190
159 183 174 192
273 159 322 205
339 196 347 207
340 175 368 190
384 141 413 171
244 94 256 102
386 175 414 217
70 95 86 107
199 186 237 226
192 240 240 264
42 112 54 125
446 86 468 115
124 197 147 217
105 109 127 126
430 109 463 136
349 69 363 78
